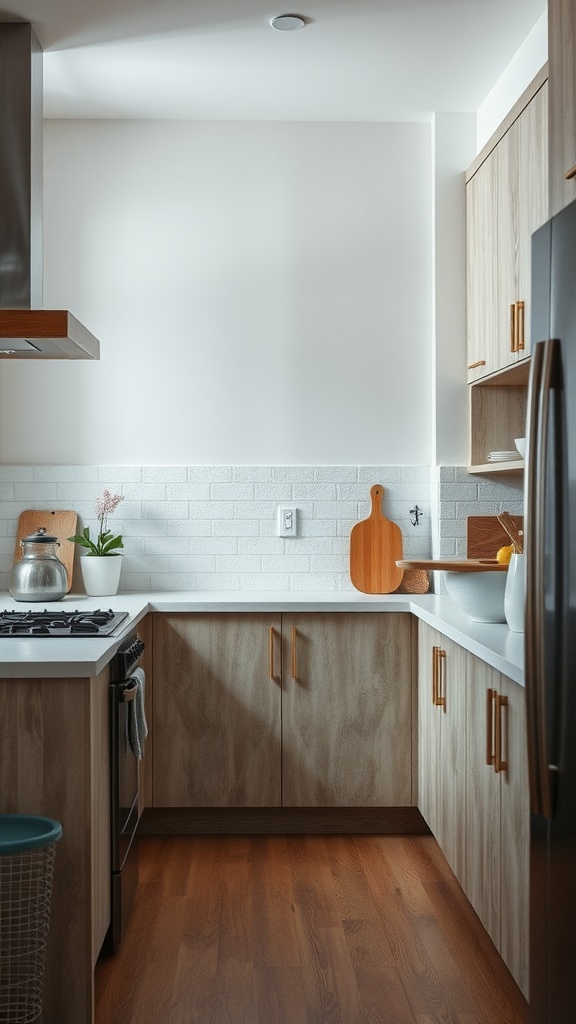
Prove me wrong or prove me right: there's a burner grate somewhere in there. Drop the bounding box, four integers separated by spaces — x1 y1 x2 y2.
0 609 129 637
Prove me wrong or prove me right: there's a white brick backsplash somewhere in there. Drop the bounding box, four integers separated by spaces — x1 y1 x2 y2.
165 483 210 501
233 467 273 482
273 466 314 482
314 467 357 482
211 483 254 501
143 466 187 483
188 466 233 482
0 463 522 593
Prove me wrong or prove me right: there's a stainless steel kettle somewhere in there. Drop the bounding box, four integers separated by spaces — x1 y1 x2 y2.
9 528 68 602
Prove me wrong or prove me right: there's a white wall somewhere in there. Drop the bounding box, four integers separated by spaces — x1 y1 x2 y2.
476 12 547 152
0 120 432 466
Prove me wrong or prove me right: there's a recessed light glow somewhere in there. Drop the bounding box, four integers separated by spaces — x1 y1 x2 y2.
270 15 306 31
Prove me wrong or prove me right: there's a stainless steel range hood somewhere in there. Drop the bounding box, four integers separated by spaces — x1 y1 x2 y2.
0 23 100 359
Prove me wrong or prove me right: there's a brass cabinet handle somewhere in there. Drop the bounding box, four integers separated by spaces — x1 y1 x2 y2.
564 163 576 180
516 300 525 352
467 360 486 370
432 646 439 705
495 694 509 774
510 303 517 353
437 650 446 710
486 688 496 765
269 626 276 680
291 626 298 680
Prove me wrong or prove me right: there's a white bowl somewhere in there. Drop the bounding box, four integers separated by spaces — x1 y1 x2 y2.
444 570 507 622
514 437 526 460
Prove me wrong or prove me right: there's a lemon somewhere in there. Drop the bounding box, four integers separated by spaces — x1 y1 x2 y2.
496 544 514 565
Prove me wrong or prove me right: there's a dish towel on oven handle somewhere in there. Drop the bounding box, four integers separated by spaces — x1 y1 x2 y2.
127 667 148 760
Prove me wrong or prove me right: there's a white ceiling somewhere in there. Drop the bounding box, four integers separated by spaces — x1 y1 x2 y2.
1 0 546 120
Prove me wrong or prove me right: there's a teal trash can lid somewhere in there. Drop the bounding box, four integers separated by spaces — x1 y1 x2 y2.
0 814 62 854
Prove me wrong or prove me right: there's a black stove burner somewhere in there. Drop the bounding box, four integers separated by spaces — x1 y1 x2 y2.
0 609 130 637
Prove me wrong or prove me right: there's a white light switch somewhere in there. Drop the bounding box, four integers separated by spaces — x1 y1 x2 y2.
277 506 298 537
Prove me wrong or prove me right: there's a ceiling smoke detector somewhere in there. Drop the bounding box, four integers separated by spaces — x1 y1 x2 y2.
270 15 306 31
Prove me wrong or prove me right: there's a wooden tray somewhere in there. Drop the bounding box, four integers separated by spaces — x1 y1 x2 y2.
13 510 78 592
396 559 507 573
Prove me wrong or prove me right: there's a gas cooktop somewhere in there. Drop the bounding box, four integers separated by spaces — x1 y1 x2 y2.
0 609 129 637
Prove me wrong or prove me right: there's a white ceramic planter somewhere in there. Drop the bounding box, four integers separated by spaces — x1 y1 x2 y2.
504 553 525 632
80 555 123 597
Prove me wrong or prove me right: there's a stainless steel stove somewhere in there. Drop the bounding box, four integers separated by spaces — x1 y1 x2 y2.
0 609 129 636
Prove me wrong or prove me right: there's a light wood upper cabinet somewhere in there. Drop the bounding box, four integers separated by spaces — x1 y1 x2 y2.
466 74 548 384
282 612 413 807
152 613 282 807
549 0 576 216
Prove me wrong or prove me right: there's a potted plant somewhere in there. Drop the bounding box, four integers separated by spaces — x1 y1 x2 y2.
69 489 124 596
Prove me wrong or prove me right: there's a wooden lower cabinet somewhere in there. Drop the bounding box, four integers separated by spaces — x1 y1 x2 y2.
418 621 529 997
152 613 282 807
282 612 414 806
152 611 414 810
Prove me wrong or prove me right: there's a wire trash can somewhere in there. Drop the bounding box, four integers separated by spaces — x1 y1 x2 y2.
0 815 62 1024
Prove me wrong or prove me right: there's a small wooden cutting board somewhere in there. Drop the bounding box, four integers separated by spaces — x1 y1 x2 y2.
350 485 404 594
13 510 78 593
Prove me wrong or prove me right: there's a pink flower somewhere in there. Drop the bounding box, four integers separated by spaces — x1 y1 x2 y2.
94 489 124 518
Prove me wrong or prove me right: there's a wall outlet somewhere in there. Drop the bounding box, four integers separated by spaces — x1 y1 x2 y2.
277 506 298 537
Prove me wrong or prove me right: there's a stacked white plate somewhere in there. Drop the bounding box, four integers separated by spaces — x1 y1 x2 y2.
487 450 522 462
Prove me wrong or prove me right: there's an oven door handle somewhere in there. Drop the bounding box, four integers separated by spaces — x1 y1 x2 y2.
120 681 138 702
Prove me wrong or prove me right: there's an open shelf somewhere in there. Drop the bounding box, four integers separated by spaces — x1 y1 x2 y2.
468 460 524 476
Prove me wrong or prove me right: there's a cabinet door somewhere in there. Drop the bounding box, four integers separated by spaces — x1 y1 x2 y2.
465 657 501 949
517 82 548 357
436 636 468 888
499 673 529 998
495 117 520 373
549 0 576 216
152 613 282 807
282 613 413 807
467 151 499 382
417 621 443 836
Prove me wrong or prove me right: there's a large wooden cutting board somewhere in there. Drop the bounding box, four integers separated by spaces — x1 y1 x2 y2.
350 485 404 594
13 510 78 593
467 515 524 559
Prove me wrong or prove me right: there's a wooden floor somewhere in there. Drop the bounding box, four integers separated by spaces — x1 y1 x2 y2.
95 834 528 1024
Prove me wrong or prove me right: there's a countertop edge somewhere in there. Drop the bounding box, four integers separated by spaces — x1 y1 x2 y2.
0 591 524 683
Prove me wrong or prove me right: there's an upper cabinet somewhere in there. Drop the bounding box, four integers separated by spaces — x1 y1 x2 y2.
466 72 548 384
549 0 576 216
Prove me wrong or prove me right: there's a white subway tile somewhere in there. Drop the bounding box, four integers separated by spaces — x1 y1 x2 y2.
314 467 357 482
98 466 143 482
310 554 348 572
293 483 336 501
212 520 259 537
0 466 33 481
336 575 356 591
145 537 190 555
438 502 457 519
358 467 403 483
254 483 293 501
143 466 187 483
238 537 285 555
401 466 431 482
291 538 334 554
122 520 168 537
0 485 14 500
168 520 211 537
170 555 217 573
233 501 276 519
184 501 233 519
439 538 457 556
14 482 58 501
211 483 254 501
337 483 375 501
195 574 241 591
119 572 152 592
289 574 337 590
215 555 262 573
302 520 338 537
152 573 198 591
166 483 210 501
33 466 96 482
233 467 273 482
190 538 238 555
439 483 479 501
273 467 314 482
262 555 310 573
122 482 166 501
241 573 290 590
188 466 233 482
314 501 358 519
455 501 503 517
438 466 457 482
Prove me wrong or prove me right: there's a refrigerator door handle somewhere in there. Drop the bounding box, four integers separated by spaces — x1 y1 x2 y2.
526 337 557 820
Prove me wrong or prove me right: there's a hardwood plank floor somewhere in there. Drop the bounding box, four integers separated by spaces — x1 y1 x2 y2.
95 835 527 1024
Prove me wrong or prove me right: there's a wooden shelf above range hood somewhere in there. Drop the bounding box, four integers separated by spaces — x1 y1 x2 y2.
0 311 100 360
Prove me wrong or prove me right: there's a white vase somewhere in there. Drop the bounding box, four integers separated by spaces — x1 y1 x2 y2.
80 555 123 598
504 553 525 632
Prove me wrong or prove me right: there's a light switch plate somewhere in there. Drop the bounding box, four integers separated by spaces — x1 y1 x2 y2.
277 506 298 537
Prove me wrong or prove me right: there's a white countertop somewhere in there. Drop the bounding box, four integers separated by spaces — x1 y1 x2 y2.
0 591 525 685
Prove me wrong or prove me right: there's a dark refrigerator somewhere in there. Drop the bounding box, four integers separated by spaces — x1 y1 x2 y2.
526 196 576 1023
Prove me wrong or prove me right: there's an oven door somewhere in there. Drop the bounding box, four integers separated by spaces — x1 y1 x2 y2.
109 675 140 947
